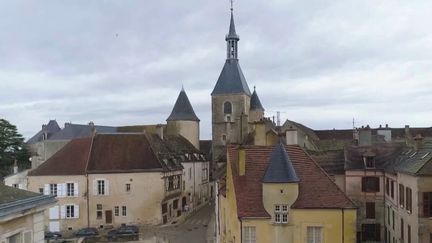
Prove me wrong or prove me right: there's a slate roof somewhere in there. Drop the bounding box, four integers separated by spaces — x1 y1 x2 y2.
0 184 56 218
27 120 61 144
49 123 117 140
166 89 200 122
263 142 299 183
344 143 405 171
28 138 92 176
250 88 264 111
226 11 239 40
388 139 432 175
307 149 346 175
86 133 183 173
228 145 355 219
211 59 251 96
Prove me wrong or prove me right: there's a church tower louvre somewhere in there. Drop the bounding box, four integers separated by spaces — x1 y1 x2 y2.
211 5 252 162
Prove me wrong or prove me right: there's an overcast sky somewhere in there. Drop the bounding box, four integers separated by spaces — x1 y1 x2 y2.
1 0 431 140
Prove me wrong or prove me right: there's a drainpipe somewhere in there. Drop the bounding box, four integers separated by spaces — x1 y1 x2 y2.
193 162 196 211
86 174 90 227
240 219 243 243
342 208 345 243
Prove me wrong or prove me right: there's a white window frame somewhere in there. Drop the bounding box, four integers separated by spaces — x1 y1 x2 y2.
242 226 256 243
274 204 288 224
66 205 75 218
50 184 57 196
114 206 119 216
307 226 323 243
66 183 74 197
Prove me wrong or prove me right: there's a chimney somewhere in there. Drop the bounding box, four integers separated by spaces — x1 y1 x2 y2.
238 147 246 176
88 121 94 126
156 124 164 140
414 134 424 151
405 125 410 137
285 128 298 145
358 125 372 146
13 159 18 174
64 122 71 128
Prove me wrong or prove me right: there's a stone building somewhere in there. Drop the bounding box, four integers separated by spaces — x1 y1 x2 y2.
0 184 56 243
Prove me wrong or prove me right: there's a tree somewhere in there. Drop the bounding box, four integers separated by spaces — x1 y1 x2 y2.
0 118 30 178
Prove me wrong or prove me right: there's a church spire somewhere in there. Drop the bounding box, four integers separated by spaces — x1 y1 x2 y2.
226 1 239 60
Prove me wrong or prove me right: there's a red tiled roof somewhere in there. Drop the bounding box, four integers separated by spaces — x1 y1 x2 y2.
28 138 92 176
228 145 355 219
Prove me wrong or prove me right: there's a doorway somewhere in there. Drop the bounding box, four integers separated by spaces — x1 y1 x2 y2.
105 210 113 224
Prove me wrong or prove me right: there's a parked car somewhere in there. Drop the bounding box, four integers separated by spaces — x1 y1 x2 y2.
107 225 139 240
75 227 99 237
44 231 62 239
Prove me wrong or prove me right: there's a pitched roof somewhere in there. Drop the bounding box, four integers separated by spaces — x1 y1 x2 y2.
344 143 405 171
27 120 61 144
0 184 56 218
211 59 251 96
86 133 183 173
250 89 264 111
49 123 117 140
263 142 299 183
307 149 346 175
28 138 92 176
228 145 355 219
389 139 432 175
166 89 200 122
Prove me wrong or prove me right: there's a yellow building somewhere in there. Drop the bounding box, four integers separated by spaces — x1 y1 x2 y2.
218 142 357 243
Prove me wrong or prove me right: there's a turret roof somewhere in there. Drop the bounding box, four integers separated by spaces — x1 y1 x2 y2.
250 88 264 111
167 89 200 122
263 141 299 183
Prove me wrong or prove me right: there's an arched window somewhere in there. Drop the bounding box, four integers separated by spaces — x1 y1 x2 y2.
224 101 232 114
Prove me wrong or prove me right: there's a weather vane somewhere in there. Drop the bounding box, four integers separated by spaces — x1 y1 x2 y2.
230 0 234 12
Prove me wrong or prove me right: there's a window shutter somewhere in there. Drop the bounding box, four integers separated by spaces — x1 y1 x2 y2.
49 206 59 220
74 183 79 197
57 183 64 197
423 192 430 217
93 179 97 195
18 184 23 189
60 205 66 219
75 204 80 219
361 224 366 241
44 184 50 195
105 179 109 195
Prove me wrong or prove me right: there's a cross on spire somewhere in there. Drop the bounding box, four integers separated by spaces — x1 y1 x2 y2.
230 0 234 12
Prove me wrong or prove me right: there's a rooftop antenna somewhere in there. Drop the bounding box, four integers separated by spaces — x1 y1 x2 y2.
277 111 281 127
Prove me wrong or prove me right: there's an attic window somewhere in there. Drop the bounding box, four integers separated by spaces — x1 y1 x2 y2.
194 153 199 160
364 156 375 168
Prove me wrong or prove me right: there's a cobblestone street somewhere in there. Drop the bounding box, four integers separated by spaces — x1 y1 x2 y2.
138 203 215 243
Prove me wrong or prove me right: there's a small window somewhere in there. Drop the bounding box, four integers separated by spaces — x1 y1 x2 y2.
50 184 57 196
96 204 102 219
39 188 43 194
162 203 167 214
66 183 74 197
114 206 119 216
406 187 412 213
399 184 405 208
365 156 375 168
362 177 380 192
66 205 75 218
173 199 178 209
223 101 232 114
274 204 288 224
242 226 256 243
97 180 105 195
126 183 131 192
307 226 323 243
122 206 127 216
222 134 227 141
361 224 380 241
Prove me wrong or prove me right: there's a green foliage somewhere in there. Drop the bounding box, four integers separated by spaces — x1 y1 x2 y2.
0 118 30 177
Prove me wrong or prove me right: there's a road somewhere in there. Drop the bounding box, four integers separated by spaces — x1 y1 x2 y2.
139 203 216 243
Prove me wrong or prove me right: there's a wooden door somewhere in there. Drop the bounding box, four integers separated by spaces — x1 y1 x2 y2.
105 210 113 224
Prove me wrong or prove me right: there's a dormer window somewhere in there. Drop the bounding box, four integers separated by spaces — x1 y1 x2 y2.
364 156 375 168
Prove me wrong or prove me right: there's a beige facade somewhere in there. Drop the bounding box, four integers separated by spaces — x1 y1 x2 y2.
182 161 210 211
88 171 182 227
27 175 88 233
0 211 45 243
167 121 200 150
385 172 432 243
28 140 69 169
